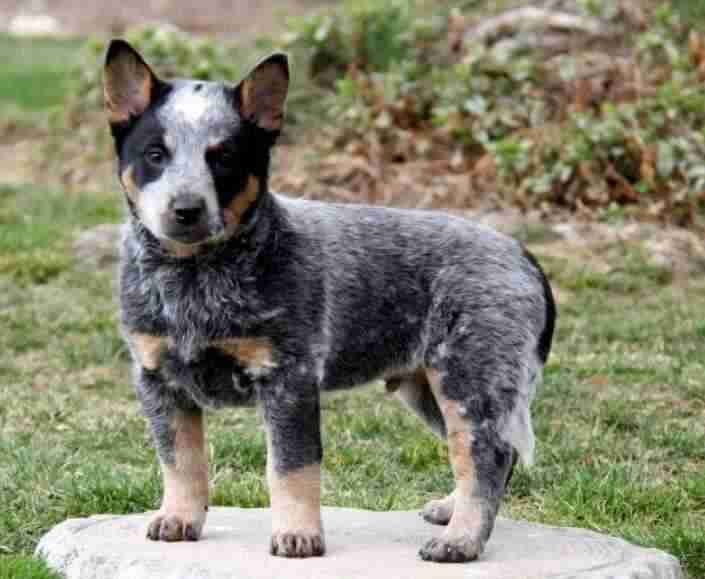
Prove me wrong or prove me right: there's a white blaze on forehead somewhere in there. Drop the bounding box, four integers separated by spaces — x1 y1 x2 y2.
168 88 212 125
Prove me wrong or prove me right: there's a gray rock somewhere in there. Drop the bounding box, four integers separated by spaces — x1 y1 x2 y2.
36 507 683 579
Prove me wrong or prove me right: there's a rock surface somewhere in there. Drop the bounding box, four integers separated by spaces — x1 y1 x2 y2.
36 507 683 579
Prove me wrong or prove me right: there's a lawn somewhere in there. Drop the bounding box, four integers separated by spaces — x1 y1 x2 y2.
0 34 80 112
0 31 703 579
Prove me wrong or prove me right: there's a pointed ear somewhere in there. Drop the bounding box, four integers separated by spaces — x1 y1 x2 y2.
236 53 289 132
103 39 160 125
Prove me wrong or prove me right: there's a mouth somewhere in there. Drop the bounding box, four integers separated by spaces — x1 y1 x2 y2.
161 220 209 243
160 214 227 247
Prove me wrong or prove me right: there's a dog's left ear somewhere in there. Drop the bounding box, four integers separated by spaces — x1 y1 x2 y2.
235 53 289 132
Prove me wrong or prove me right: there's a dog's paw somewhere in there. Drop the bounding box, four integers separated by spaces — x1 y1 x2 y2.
421 496 454 526
270 530 325 558
146 511 205 542
419 535 483 563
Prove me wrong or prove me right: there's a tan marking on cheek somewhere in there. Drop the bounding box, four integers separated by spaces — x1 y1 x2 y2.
120 165 140 204
214 337 276 375
266 429 322 533
224 176 260 227
130 333 167 370
161 412 209 516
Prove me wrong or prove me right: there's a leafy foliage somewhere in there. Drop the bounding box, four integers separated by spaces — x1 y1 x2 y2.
284 1 705 227
69 26 246 114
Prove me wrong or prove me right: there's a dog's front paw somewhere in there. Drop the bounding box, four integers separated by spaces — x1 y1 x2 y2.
270 530 325 558
146 510 206 542
419 535 483 563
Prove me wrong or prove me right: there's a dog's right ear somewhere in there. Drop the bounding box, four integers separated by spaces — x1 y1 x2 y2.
103 39 160 125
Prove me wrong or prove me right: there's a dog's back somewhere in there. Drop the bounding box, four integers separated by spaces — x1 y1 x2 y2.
278 195 553 378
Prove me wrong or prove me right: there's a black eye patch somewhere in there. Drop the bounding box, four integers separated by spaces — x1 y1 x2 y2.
205 137 252 209
206 142 238 177
120 112 170 189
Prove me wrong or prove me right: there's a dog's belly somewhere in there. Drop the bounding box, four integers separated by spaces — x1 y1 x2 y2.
320 323 423 392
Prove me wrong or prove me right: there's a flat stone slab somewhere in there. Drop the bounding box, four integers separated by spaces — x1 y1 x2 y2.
36 507 683 579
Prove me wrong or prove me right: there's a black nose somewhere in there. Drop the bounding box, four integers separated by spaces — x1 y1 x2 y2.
170 195 206 226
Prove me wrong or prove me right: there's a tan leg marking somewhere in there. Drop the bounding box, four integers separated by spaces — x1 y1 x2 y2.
148 412 209 542
224 176 260 228
214 337 276 377
266 430 324 557
120 165 140 204
423 369 486 562
129 333 167 371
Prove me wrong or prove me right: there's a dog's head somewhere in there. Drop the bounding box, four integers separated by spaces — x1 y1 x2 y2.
103 39 289 250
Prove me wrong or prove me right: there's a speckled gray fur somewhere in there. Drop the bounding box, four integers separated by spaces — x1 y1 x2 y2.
105 39 556 562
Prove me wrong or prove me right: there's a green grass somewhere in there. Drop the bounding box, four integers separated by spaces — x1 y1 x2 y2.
0 35 80 112
0 558 60 579
0 181 703 577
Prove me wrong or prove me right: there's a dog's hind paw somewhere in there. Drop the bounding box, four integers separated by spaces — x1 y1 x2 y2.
270 530 325 558
421 494 455 526
146 512 204 542
419 536 483 563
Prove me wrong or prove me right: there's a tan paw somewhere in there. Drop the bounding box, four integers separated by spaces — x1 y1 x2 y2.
146 510 206 542
419 535 484 563
421 495 454 526
270 530 325 558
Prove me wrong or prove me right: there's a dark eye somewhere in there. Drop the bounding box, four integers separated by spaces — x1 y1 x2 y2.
145 146 168 167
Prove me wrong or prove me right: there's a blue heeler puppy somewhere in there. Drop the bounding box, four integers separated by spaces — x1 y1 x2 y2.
103 39 556 563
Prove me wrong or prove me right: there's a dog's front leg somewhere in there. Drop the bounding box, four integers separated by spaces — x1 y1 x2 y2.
261 378 324 557
137 372 209 542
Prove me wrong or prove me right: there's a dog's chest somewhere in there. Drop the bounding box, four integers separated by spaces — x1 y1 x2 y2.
125 259 283 407
131 331 277 408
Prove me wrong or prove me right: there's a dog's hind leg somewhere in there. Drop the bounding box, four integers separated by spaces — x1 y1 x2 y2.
420 448 519 527
418 359 532 563
388 370 447 439
386 371 458 526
